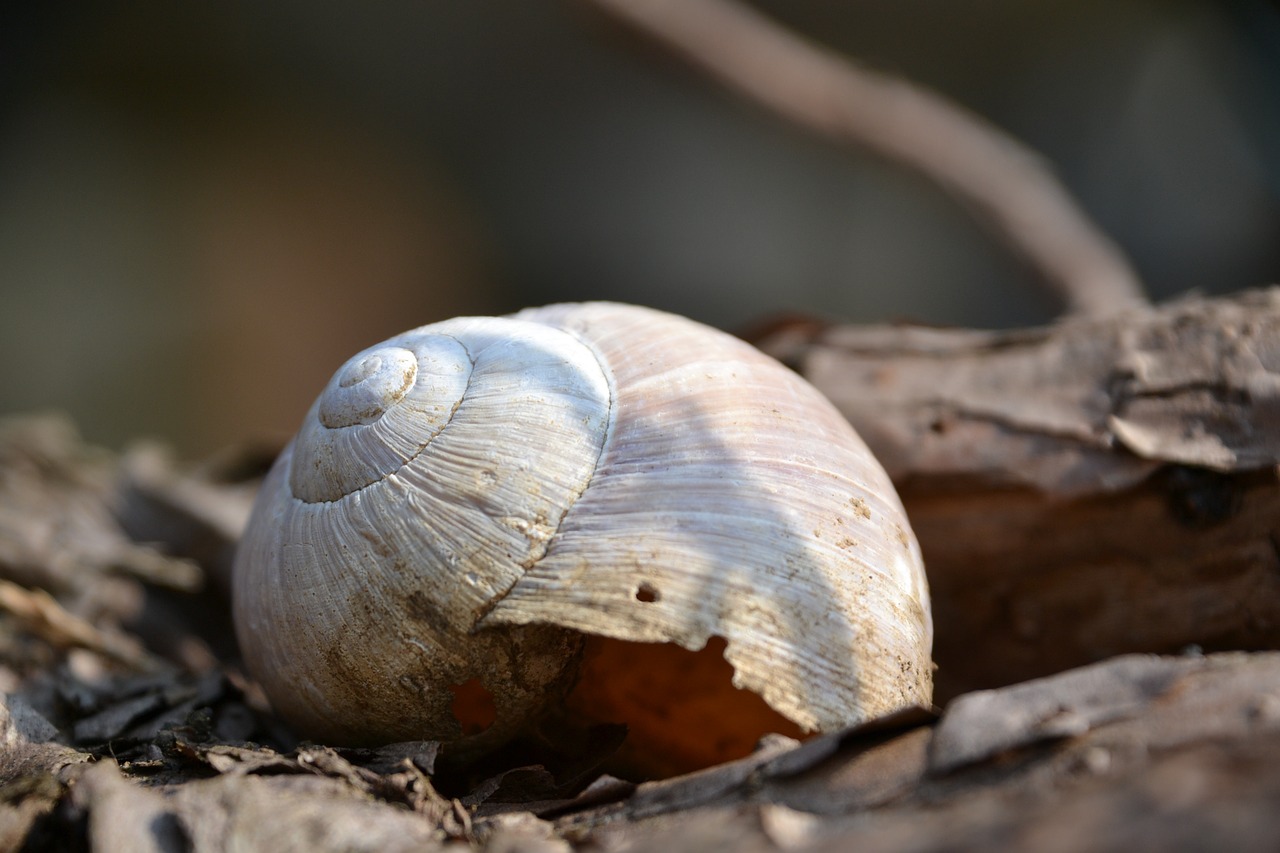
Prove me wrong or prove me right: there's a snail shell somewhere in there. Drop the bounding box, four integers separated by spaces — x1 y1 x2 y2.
233 302 932 766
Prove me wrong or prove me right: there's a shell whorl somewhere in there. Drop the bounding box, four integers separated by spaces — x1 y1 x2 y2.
292 336 472 501
235 316 613 743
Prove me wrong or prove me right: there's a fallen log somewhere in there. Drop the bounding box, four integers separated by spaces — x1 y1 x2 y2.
753 287 1280 700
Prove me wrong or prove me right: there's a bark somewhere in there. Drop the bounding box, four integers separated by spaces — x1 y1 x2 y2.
752 287 1280 700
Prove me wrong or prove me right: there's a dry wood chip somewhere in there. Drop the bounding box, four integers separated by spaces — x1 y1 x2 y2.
760 726 932 815
70 761 451 853
927 654 1198 774
295 745 384 792
557 730 800 833
334 740 441 776
1 693 58 746
72 760 187 853
516 774 636 819
116 442 264 592
757 705 935 780
758 802 823 850
185 743 302 776
475 811 571 853
161 737 460 822
0 694 88 786
0 579 162 672
464 765 559 807
72 692 167 743
0 789 63 852
65 670 224 745
0 415 203 596
169 774 449 851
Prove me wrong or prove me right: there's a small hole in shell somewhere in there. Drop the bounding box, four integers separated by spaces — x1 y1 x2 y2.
448 679 496 736
635 582 660 603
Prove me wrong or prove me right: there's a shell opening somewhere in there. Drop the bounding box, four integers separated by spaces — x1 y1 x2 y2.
563 634 805 778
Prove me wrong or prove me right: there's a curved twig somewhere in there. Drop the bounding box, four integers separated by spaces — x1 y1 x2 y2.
583 0 1148 316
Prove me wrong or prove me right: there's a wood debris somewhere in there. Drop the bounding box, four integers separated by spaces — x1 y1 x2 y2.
753 288 1280 700
2 291 1280 849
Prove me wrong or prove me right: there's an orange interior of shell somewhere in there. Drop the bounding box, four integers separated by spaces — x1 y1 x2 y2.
561 634 806 778
447 679 498 737
442 632 807 779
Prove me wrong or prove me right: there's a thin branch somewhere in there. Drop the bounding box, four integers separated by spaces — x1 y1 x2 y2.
0 578 165 671
584 0 1148 316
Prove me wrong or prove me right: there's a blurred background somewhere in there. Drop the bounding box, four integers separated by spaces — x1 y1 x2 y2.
2 0 1279 455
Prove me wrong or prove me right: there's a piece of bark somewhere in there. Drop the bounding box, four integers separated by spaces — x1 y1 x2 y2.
927 654 1194 775
64 761 455 853
71 760 188 853
116 440 268 594
0 416 203 598
475 811 572 853
756 288 1280 491
0 579 163 673
752 288 1280 699
0 693 87 786
563 652 1280 852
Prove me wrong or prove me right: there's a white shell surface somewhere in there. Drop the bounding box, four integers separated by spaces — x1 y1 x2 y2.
233 302 932 745
487 304 933 731
234 316 612 742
